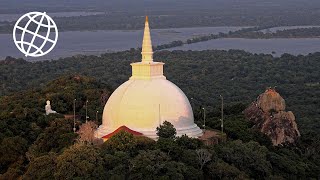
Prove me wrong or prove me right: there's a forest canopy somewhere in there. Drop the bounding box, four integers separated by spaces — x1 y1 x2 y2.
1 49 319 134
0 50 319 178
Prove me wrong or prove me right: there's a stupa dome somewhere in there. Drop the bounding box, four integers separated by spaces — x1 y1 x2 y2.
96 16 202 139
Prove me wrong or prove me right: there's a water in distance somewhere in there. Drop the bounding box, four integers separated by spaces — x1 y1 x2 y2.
0 27 243 61
169 38 320 56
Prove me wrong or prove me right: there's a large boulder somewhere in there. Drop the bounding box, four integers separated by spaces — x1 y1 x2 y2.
244 88 300 146
257 89 286 112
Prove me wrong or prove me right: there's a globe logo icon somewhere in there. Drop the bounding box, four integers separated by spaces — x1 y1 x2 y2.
13 12 58 57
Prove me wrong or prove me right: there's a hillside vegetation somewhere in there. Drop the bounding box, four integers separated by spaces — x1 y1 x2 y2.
0 75 319 179
1 50 319 134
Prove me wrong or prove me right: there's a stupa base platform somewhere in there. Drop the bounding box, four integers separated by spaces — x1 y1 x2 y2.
96 124 203 140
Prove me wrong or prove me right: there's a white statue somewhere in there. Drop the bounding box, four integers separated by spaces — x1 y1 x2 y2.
45 100 57 115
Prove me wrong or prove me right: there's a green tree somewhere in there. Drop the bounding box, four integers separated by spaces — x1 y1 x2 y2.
156 137 182 159
176 135 203 149
129 150 187 179
101 151 131 179
156 121 176 139
129 150 169 179
0 165 24 180
102 130 137 153
196 149 212 170
178 149 199 169
54 144 106 179
26 118 77 160
23 153 57 180
215 140 272 178
206 159 249 180
0 136 28 173
135 136 156 150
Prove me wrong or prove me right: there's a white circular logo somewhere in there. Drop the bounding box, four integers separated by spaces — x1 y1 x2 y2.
13 12 58 57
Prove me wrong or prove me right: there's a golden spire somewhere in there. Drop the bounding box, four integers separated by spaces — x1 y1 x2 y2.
141 16 153 62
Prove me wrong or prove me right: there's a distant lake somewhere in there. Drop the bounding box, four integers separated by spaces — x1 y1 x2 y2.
1 26 320 61
0 26 244 60
0 12 105 22
170 38 320 56
260 26 320 33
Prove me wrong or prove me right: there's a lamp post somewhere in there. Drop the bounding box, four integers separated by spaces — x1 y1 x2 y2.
73 99 76 133
190 97 195 118
202 107 206 130
96 111 99 122
190 97 194 109
220 95 224 133
85 100 88 123
159 104 161 126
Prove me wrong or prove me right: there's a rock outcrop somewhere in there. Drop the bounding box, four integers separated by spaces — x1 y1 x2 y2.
244 88 300 146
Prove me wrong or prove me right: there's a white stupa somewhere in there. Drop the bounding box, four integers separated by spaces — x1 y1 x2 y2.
96 16 203 140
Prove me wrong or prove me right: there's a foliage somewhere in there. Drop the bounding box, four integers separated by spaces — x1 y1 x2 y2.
0 136 28 174
26 118 77 161
174 26 320 50
206 159 249 180
135 136 156 150
156 121 177 139
0 52 319 178
129 150 187 180
102 130 138 153
207 114 272 147
196 149 212 170
54 143 106 179
23 153 57 180
227 27 320 39
156 138 181 159
1 50 319 135
214 140 272 178
77 121 102 145
101 151 131 179
176 135 203 150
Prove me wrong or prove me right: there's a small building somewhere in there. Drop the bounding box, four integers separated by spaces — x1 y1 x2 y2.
199 130 226 146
